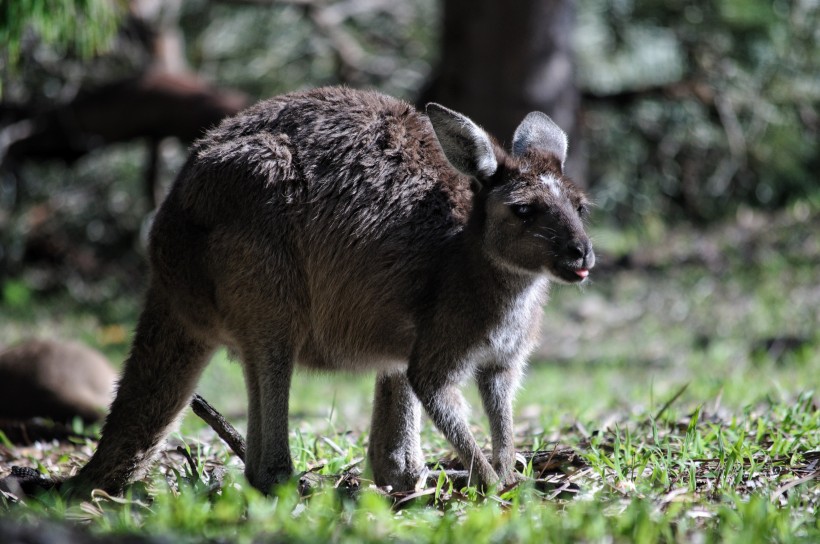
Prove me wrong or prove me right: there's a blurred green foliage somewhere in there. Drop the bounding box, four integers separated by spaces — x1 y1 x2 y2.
1 278 31 309
0 0 121 93
178 0 439 100
577 0 820 223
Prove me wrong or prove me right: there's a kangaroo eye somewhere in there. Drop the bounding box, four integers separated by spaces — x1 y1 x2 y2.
577 204 588 217
511 204 535 218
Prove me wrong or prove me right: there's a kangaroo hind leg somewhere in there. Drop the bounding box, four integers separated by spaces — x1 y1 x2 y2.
69 288 216 495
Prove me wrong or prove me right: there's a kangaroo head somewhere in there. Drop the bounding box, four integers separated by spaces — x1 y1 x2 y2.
427 104 595 283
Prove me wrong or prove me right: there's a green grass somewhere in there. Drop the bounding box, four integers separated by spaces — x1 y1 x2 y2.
1 204 819 542
3 389 818 543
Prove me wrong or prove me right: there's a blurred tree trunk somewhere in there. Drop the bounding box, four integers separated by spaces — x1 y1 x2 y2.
421 0 584 183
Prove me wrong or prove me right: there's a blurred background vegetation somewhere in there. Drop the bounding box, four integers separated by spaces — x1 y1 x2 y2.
1 7 817 539
0 0 818 313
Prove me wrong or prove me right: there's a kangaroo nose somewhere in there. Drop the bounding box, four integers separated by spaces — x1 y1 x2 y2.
565 240 589 261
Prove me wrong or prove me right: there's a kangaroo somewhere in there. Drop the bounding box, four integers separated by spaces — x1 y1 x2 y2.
69 86 594 495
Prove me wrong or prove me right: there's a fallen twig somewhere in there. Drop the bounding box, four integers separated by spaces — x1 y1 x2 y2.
190 394 246 462
770 470 820 503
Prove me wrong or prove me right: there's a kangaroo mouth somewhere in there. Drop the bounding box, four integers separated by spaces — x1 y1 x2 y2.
552 247 595 284
551 264 592 284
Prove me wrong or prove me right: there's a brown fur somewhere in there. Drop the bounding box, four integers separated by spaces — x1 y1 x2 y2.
0 339 116 423
69 87 594 494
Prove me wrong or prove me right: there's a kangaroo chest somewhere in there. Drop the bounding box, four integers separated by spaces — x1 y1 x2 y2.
472 277 549 368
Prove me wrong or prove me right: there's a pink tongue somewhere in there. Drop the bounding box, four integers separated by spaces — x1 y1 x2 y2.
575 268 589 279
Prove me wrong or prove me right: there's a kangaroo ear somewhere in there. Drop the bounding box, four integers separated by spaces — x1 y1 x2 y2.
512 112 568 168
426 103 498 180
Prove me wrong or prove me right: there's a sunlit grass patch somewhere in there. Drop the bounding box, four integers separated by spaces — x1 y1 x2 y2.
2 387 816 542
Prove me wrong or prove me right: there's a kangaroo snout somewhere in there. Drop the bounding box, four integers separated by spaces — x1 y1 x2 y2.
573 239 595 268
574 239 595 280
564 239 591 262
551 237 595 283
